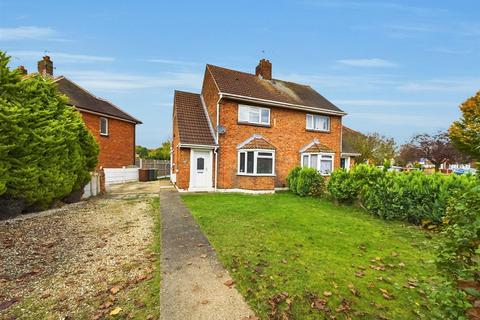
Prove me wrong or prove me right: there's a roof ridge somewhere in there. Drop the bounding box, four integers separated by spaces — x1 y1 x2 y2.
55 76 142 124
206 63 312 88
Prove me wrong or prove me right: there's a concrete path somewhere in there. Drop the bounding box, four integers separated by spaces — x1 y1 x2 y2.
160 190 255 320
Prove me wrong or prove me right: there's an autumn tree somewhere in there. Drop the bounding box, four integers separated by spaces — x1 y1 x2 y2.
408 131 465 171
395 143 420 167
345 132 396 165
449 91 480 161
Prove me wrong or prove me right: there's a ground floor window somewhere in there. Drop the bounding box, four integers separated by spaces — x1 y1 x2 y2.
238 150 275 175
301 153 334 175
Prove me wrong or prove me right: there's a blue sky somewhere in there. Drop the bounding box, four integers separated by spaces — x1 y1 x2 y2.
1 0 479 147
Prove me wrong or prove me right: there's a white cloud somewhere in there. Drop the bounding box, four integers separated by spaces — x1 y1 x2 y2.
63 70 202 92
349 112 449 127
338 58 397 68
334 99 455 107
427 47 472 55
0 26 64 41
397 78 480 93
145 58 198 66
8 50 114 63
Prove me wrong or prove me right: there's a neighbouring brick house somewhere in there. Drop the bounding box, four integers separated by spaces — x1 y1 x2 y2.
33 56 142 169
171 59 360 192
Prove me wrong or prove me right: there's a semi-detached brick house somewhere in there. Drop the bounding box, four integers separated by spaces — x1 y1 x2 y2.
33 56 142 169
171 59 361 192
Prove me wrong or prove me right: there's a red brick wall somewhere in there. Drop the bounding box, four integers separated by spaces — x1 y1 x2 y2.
171 108 191 190
80 111 136 168
216 99 342 189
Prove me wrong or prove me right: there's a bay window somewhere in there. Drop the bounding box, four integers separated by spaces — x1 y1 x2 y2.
301 153 334 175
306 114 330 132
238 150 275 175
238 105 270 126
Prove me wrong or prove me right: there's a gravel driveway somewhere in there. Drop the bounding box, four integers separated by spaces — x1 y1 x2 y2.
0 181 163 319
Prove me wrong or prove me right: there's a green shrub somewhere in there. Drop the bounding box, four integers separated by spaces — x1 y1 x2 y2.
286 166 301 194
327 169 358 203
437 185 480 281
427 185 480 319
0 51 98 214
295 167 325 197
328 164 476 226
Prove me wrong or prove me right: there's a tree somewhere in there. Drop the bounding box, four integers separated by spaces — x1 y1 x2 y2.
346 132 396 165
137 141 171 160
408 131 465 171
395 143 420 167
135 145 149 158
0 51 98 214
449 91 480 161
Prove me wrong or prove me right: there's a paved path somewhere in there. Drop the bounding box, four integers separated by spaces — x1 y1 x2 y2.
160 190 255 320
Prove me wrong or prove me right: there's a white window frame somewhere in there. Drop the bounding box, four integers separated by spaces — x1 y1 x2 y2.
306 114 330 132
238 104 270 126
301 152 335 176
100 117 109 136
237 149 275 176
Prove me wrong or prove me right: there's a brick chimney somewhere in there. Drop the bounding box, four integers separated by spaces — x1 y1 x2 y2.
37 56 53 76
255 59 272 80
17 65 28 75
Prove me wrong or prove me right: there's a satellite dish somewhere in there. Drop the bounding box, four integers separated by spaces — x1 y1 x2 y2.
217 125 226 134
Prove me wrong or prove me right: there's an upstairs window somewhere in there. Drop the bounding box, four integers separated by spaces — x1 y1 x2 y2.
306 114 330 132
100 117 109 136
238 105 270 126
238 150 275 175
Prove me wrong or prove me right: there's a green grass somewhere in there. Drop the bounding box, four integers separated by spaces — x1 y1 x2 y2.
182 192 439 320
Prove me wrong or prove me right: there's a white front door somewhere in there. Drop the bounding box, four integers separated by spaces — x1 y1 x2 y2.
190 149 213 190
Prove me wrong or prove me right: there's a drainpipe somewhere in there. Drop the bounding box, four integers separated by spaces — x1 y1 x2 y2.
214 94 222 191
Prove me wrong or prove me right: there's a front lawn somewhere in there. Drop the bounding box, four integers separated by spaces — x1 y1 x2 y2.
182 192 439 319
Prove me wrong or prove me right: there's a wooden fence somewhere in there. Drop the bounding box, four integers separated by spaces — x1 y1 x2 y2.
135 159 170 177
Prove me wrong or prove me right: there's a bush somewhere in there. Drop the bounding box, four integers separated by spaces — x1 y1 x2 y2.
0 51 98 214
327 169 358 203
327 164 476 226
437 185 480 281
289 167 325 197
427 185 480 319
286 166 301 194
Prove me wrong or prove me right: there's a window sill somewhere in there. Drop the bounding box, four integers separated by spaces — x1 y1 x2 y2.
237 173 276 177
100 133 109 137
306 129 330 133
237 121 271 128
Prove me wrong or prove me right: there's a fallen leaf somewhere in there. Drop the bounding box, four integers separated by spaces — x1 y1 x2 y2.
355 270 365 278
109 307 122 315
323 291 332 297
348 284 360 297
0 298 18 311
311 298 327 310
110 286 121 294
398 262 406 267
224 279 234 287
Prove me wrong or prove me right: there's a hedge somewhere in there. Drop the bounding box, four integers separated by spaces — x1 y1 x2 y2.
287 167 325 197
327 164 477 225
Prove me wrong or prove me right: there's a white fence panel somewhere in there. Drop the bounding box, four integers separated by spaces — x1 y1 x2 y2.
82 172 101 199
104 167 139 186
